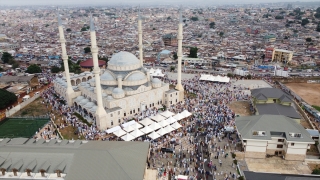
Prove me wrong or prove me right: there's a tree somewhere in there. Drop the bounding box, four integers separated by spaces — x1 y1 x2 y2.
26 64 42 74
51 66 60 73
191 17 199 21
301 18 309 26
84 47 91 53
170 66 175 72
219 32 224 38
66 28 72 32
317 23 320 32
312 168 320 175
209 22 215 29
275 15 284 19
0 89 17 109
98 56 109 64
1 52 13 64
306 38 312 42
188 47 198 58
173 52 178 60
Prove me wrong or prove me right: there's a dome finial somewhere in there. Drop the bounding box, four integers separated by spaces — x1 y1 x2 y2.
90 13 95 32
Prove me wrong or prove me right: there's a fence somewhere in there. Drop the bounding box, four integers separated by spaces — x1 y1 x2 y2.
5 94 40 117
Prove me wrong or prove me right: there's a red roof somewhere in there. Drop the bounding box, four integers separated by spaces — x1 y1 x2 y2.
80 59 106 68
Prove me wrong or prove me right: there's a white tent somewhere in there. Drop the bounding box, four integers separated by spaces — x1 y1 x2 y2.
140 125 153 134
173 113 184 120
158 120 169 127
139 117 153 126
149 122 161 130
121 120 136 128
112 129 126 137
130 123 143 129
166 116 177 124
123 125 135 132
163 125 175 133
157 128 168 136
180 110 192 118
148 131 160 140
171 122 182 129
106 126 121 134
150 114 166 122
121 133 136 141
130 129 144 138
160 110 175 118
199 74 230 83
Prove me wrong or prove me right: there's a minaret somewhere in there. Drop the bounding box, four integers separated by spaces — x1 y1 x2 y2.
57 12 74 106
138 7 143 66
90 15 108 130
175 9 184 92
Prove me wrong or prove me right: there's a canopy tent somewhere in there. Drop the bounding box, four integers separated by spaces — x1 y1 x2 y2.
121 133 136 141
180 110 192 118
171 122 182 129
163 125 175 133
106 126 121 134
140 125 153 134
165 116 177 124
130 129 144 138
149 122 161 130
112 129 127 137
173 113 184 121
148 68 165 77
123 125 135 132
121 120 136 128
158 120 170 127
139 117 154 126
199 74 230 83
157 128 168 136
150 114 166 122
130 122 143 129
160 110 175 118
148 131 161 140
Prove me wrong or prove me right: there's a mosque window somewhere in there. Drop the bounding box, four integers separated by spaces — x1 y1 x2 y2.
111 121 113 126
133 109 135 113
118 119 121 123
170 94 172 97
118 111 120 115
130 111 132 114
138 108 140 112
152 103 154 106
124 113 126 116
110 114 113 117
176 99 177 102
176 92 177 95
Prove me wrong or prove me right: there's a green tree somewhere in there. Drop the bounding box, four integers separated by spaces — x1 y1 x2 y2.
312 168 320 174
98 56 109 64
84 47 91 53
209 22 215 28
188 47 198 58
51 66 60 73
26 64 42 74
0 89 17 109
275 15 284 19
170 66 175 72
301 18 309 26
66 28 72 32
306 37 312 42
173 52 178 60
191 17 199 21
1 52 13 64
219 32 224 38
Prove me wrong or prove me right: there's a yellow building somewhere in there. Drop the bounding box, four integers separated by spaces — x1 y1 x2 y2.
272 49 293 63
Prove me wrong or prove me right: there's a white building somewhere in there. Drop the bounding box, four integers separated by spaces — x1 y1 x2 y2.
235 115 314 161
53 11 184 130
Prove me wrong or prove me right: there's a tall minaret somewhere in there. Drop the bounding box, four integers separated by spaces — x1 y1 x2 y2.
57 12 74 106
90 15 108 130
138 7 143 66
175 8 184 93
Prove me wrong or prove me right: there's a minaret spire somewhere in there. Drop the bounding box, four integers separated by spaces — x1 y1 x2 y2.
138 6 143 66
57 11 74 106
175 7 184 92
89 14 108 130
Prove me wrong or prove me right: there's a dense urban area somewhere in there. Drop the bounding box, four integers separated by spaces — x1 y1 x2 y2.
1 1 320 180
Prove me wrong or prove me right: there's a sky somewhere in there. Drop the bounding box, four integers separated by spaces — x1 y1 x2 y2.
0 0 319 6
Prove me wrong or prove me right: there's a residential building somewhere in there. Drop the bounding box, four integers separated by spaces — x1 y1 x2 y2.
235 115 314 161
272 49 293 63
162 33 177 46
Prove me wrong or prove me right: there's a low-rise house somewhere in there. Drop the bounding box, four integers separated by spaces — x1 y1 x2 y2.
235 115 314 161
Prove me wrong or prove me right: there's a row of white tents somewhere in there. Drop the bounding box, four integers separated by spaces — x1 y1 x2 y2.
199 75 230 83
105 110 193 141
148 68 165 77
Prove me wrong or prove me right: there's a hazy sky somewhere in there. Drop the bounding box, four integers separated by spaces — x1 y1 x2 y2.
0 0 319 6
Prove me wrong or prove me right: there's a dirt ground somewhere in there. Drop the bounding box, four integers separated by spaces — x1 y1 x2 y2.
285 83 320 106
300 119 312 129
14 98 49 117
308 164 320 172
229 101 252 116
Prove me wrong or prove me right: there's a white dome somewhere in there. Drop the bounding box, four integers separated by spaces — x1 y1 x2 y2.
126 72 146 81
109 51 140 66
152 78 161 83
112 88 125 94
101 71 115 81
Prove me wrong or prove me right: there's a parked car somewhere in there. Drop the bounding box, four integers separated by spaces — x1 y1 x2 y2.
202 66 209 69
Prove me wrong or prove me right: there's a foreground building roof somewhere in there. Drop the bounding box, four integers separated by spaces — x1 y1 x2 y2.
0 138 149 180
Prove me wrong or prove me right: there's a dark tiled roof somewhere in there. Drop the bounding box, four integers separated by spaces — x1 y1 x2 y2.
251 88 292 102
256 103 301 119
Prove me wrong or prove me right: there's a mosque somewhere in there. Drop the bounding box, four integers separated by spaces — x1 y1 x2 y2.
53 11 185 130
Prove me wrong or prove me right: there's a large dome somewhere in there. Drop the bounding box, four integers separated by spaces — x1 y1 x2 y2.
108 51 141 71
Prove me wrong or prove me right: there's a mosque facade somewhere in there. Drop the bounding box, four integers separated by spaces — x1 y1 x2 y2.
53 11 184 130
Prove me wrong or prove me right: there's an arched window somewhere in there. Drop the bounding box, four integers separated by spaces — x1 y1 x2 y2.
111 120 113 126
